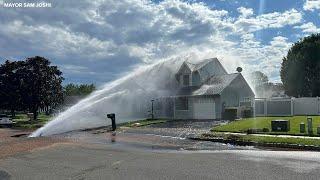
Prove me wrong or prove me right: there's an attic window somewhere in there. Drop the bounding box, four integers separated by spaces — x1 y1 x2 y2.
183 75 189 86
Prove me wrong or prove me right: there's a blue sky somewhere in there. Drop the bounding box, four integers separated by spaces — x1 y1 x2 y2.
0 0 320 85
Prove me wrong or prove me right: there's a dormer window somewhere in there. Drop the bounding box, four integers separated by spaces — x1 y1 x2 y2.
183 75 189 86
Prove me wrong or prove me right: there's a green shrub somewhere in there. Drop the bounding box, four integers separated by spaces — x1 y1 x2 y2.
262 128 269 132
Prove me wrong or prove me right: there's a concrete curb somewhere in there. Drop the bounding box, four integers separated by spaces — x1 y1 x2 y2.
189 136 320 151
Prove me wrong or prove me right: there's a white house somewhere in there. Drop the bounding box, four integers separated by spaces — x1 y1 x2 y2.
155 58 255 120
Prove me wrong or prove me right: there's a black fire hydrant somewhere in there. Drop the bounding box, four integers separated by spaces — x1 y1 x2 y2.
107 113 116 131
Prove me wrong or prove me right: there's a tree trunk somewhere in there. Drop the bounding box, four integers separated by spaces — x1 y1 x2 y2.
33 107 38 121
11 108 15 117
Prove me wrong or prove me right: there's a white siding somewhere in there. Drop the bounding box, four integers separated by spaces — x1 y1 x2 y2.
220 75 255 108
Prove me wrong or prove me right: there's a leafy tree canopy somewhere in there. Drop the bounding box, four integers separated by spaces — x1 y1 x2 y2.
280 34 320 97
64 83 96 96
0 56 64 119
250 71 269 88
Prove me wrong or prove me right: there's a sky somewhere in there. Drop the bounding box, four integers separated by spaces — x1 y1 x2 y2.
0 0 319 85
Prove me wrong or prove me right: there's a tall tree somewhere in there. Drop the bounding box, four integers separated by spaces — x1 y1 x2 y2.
280 34 320 97
250 71 269 88
64 83 96 96
20 56 64 120
0 60 24 116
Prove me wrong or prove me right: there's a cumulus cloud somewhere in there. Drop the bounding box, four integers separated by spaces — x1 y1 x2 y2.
0 0 307 84
294 22 320 33
237 7 254 17
234 9 302 33
303 0 320 11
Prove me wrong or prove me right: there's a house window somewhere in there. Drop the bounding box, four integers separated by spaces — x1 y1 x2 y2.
175 97 188 110
183 75 189 86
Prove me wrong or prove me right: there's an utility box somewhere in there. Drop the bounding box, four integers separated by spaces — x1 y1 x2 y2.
300 122 305 133
307 117 313 135
27 113 34 121
222 108 238 121
271 120 290 132
317 127 320 135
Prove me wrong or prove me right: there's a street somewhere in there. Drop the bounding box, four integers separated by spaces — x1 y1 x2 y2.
1 142 320 180
1 125 320 180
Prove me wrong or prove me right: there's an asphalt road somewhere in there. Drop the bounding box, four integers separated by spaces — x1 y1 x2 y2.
1 142 320 180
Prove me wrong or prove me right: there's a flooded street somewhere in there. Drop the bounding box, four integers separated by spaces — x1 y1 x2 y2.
56 120 255 151
1 121 320 180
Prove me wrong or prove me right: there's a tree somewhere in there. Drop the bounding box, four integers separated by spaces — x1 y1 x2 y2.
280 34 320 97
0 60 25 116
19 56 64 120
0 56 64 119
250 71 269 89
249 71 285 98
64 83 96 96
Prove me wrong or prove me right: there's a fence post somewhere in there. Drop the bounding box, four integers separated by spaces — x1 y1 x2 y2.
253 98 256 118
291 97 294 116
318 97 320 115
264 98 267 116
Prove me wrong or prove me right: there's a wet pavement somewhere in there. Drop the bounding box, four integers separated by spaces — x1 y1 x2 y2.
55 119 255 151
1 121 320 179
0 128 70 159
0 120 251 160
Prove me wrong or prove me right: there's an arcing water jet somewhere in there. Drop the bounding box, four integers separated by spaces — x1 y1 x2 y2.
30 57 185 137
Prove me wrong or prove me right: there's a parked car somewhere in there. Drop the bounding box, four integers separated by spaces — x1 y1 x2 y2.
0 114 14 128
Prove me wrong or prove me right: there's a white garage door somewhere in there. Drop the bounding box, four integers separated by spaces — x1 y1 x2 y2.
193 101 215 119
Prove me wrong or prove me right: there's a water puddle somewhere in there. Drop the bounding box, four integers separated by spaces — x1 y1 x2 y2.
55 120 256 152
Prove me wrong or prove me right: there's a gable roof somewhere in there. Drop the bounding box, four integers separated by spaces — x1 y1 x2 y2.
176 73 240 96
176 57 227 75
185 58 213 71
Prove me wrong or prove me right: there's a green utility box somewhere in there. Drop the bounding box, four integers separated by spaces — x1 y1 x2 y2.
222 108 237 121
317 126 320 135
307 117 313 135
271 120 290 132
300 122 305 133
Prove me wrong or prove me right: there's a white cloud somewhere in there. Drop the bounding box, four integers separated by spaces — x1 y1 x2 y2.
294 22 320 33
0 20 115 59
237 7 254 17
235 9 302 33
0 0 305 83
303 0 320 11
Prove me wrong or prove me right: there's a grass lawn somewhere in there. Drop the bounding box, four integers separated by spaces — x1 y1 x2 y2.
201 132 320 146
121 119 168 127
212 116 320 136
243 135 320 146
12 113 52 129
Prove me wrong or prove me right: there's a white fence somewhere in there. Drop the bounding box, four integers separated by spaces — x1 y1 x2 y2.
255 97 320 116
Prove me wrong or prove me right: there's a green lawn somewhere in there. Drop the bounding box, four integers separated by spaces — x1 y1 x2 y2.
243 135 320 146
201 132 320 146
213 116 320 135
12 113 52 129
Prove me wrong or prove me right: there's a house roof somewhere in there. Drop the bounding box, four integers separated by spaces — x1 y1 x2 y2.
187 58 223 72
176 73 240 96
184 58 215 71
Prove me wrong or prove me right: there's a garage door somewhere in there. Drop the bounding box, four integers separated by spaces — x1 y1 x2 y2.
193 101 215 119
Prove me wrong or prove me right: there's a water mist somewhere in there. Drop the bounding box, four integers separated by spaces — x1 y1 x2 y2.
30 57 186 137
